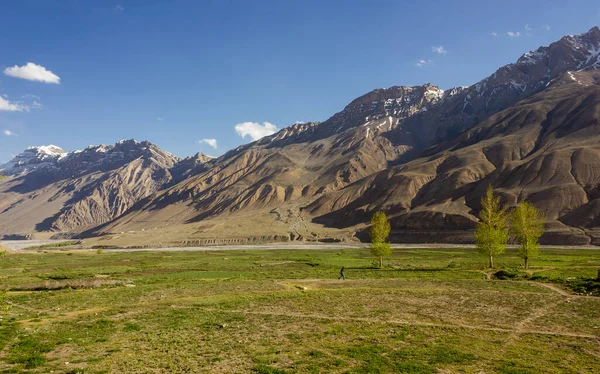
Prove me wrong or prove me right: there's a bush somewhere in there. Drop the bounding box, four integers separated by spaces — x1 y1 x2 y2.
565 278 600 296
493 269 525 280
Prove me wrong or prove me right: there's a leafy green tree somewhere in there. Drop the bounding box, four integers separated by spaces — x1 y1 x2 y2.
510 201 545 269
475 186 509 268
370 211 392 268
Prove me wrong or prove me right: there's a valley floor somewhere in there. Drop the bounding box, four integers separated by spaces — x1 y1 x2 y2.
0 246 599 373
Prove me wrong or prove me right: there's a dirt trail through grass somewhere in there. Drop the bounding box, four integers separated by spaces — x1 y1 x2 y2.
191 306 598 339
532 282 575 297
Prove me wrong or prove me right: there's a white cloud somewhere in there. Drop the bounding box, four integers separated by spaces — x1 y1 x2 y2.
3 130 16 136
416 59 433 67
21 94 40 100
525 24 532 32
199 138 218 149
156 117 164 121
507 31 521 38
491 32 498 37
295 121 305 124
0 96 25 111
4 62 60 84
114 5 124 11
544 24 551 31
234 122 278 141
431 46 447 55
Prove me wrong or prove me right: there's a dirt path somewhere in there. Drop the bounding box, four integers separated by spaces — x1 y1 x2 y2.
501 281 593 347
531 282 573 297
192 306 598 339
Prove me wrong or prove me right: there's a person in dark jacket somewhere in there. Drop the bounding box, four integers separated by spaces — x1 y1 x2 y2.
338 266 346 280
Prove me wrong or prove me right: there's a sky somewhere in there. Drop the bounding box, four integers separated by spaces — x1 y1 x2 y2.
1 0 599 162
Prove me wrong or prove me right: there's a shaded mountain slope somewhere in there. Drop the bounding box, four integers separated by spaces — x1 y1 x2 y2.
306 70 600 243
94 27 600 244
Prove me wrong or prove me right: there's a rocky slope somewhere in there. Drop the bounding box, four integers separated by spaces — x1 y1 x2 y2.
92 27 600 244
0 140 210 235
307 70 600 244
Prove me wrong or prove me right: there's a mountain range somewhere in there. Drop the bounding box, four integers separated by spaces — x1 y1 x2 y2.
2 26 600 246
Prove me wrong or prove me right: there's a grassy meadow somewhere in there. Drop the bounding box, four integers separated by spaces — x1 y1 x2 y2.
0 246 599 373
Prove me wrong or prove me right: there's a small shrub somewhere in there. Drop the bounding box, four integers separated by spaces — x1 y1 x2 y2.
493 269 525 280
123 323 142 332
308 350 325 358
566 278 600 296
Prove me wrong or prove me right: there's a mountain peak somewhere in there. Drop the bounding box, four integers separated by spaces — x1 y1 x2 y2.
1 145 66 175
1 140 179 177
25 145 65 157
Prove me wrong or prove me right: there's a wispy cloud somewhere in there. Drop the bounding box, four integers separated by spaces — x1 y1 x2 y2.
3 130 16 136
156 117 164 121
491 32 499 37
234 122 278 141
18 94 43 110
525 24 532 33
21 94 40 100
507 31 521 38
544 24 551 31
199 138 218 149
114 5 124 11
4 62 60 84
431 46 447 55
416 59 433 67
0 95 25 112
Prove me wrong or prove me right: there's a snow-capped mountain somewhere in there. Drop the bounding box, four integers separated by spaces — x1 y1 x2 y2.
1 140 182 178
0 145 65 175
0 140 212 234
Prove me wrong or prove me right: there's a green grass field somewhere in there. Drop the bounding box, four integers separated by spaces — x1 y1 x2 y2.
0 246 599 373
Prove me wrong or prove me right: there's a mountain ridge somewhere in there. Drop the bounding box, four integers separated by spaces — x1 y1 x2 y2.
2 26 600 245
0 140 212 235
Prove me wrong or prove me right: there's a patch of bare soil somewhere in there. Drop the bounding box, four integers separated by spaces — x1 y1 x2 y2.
6 279 130 291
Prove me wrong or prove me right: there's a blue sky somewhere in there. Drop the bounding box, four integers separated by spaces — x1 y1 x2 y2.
1 0 599 161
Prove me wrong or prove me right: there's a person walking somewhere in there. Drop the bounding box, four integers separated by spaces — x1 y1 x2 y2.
338 266 346 280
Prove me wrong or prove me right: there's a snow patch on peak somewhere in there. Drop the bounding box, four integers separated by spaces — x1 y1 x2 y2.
26 145 65 158
424 86 445 101
117 139 139 145
443 86 469 99
517 49 546 65
0 145 65 175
